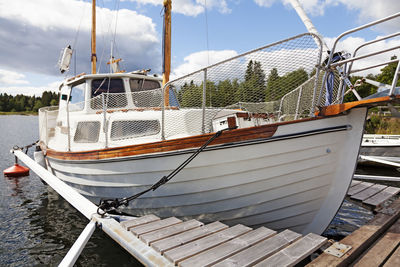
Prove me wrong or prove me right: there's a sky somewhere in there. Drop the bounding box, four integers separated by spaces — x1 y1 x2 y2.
0 0 399 96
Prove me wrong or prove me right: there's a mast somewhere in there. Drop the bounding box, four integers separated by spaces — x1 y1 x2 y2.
91 0 97 74
163 0 172 106
288 0 329 51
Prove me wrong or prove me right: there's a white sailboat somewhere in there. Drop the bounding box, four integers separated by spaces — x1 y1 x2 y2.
36 1 400 235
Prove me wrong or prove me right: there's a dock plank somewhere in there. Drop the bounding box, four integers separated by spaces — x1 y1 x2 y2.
120 214 160 230
351 184 387 201
353 218 400 267
383 245 400 266
179 227 276 267
351 180 363 187
255 233 327 267
151 221 228 253
164 224 251 264
130 217 182 237
347 182 374 196
308 198 400 266
213 229 301 267
364 187 400 207
140 219 203 245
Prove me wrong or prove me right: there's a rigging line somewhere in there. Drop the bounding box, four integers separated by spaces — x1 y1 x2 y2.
72 0 87 51
204 0 210 66
111 0 121 58
96 0 118 73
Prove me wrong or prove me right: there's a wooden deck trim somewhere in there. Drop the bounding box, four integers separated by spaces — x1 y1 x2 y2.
46 122 280 161
318 95 400 117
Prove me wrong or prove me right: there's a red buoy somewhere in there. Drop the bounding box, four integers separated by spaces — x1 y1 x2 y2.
3 163 29 177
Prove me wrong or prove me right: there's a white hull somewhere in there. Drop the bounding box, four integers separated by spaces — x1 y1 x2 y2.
45 108 367 234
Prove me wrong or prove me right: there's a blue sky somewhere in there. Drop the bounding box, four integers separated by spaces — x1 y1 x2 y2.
0 0 399 96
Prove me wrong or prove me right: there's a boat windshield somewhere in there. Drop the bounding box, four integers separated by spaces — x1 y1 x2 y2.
91 78 127 108
69 81 85 110
130 78 162 107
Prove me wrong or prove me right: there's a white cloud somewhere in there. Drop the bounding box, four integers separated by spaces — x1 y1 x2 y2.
0 81 59 97
325 36 400 76
172 50 238 78
0 0 160 77
126 0 231 16
255 0 400 27
0 69 29 85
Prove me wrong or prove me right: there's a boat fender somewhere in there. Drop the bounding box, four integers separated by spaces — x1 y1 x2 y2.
34 146 46 169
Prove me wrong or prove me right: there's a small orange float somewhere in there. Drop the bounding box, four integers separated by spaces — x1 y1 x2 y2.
3 163 29 177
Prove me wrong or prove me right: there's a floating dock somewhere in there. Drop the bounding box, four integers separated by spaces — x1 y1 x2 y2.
309 197 400 266
12 150 400 266
347 179 400 210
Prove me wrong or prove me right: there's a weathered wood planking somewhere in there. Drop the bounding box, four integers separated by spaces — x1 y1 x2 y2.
151 221 228 253
140 219 203 245
120 214 160 230
363 187 400 207
163 224 251 264
351 180 363 187
213 229 301 267
179 227 276 267
130 217 182 237
347 182 374 196
353 217 400 267
255 233 327 267
351 184 387 201
308 198 400 266
383 245 400 266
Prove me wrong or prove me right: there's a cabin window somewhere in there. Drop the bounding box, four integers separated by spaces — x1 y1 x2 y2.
69 82 85 110
91 78 127 109
110 120 160 140
130 79 162 107
74 121 100 143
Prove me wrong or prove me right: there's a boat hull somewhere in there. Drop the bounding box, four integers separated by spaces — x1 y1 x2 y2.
45 107 367 234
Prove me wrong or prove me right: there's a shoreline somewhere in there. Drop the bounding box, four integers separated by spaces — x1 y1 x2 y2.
0 112 38 116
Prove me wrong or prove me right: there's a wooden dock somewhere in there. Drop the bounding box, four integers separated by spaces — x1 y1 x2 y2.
308 197 400 266
94 179 400 266
112 214 327 267
347 180 400 210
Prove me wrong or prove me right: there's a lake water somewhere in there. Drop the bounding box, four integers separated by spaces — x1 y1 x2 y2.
0 115 396 265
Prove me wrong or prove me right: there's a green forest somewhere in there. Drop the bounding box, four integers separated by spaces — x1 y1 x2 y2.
0 91 59 113
177 56 399 108
177 60 310 108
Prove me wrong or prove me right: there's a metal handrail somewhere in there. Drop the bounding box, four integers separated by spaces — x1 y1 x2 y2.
161 33 324 138
326 12 400 68
347 32 400 74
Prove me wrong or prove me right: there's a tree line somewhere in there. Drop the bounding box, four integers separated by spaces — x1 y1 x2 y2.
177 60 310 108
0 91 59 113
176 56 399 109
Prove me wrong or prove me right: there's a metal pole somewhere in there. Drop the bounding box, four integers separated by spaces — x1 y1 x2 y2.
13 150 99 218
66 99 71 151
202 69 207 134
102 94 108 148
161 84 166 140
294 85 303 120
59 220 96 267
390 59 400 96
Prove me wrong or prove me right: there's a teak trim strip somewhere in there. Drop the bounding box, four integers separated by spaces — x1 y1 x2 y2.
46 123 280 161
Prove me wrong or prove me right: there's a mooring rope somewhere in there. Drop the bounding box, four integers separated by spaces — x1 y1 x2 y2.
97 127 236 216
13 140 39 154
